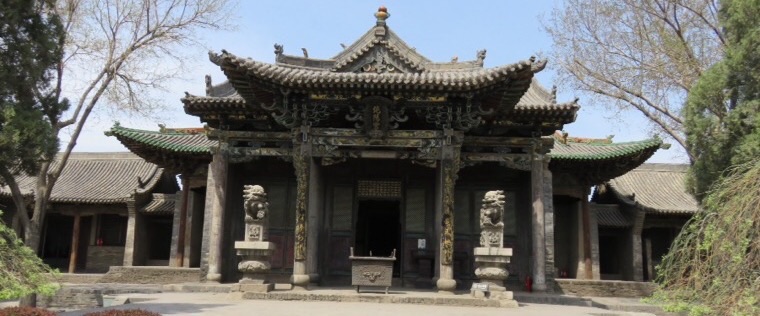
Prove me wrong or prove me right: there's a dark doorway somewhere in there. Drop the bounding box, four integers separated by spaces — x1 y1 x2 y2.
41 213 73 271
147 216 173 262
355 200 401 276
599 234 623 279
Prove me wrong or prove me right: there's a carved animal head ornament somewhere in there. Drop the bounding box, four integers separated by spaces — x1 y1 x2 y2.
243 185 269 222
480 190 505 227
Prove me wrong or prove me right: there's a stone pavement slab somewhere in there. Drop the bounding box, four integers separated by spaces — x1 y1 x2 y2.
57 292 656 316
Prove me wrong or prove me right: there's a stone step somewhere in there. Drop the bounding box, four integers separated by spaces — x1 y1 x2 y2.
513 292 594 307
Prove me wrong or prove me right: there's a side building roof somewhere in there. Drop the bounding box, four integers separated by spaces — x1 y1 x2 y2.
548 132 666 184
107 125 662 185
105 123 216 173
0 152 174 204
593 163 699 215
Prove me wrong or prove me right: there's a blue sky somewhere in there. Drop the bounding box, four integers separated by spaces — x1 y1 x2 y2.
71 0 686 163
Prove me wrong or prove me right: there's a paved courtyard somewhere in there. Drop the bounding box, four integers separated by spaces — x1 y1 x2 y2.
53 292 655 316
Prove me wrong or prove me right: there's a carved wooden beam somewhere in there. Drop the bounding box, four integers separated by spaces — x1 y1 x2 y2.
207 129 291 141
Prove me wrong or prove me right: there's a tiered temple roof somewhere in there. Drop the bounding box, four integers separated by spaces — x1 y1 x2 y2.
108 7 663 184
182 7 579 136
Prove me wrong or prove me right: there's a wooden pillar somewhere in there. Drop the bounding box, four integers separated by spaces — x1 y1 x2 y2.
631 210 646 281
174 175 191 267
580 188 593 279
205 149 228 282
435 156 459 294
531 152 547 291
542 158 555 285
291 128 311 290
436 131 460 294
645 237 654 280
68 213 81 273
306 158 321 283
123 199 138 266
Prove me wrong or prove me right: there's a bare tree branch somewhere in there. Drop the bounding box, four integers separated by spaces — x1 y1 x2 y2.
545 0 725 158
19 0 236 253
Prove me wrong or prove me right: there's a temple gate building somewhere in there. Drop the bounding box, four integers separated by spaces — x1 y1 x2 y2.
102 8 669 292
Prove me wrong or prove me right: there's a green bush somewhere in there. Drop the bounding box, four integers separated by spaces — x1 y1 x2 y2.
83 309 161 316
0 306 56 316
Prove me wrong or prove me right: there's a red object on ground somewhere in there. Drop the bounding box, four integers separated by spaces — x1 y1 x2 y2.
525 275 533 292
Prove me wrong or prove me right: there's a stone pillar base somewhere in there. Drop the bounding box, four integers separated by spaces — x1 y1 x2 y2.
206 273 222 283
291 273 310 291
238 282 274 293
436 277 457 294
471 287 517 308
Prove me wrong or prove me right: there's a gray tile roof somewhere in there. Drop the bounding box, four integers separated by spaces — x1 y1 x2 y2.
0 152 167 204
592 204 631 227
605 164 699 214
140 193 176 215
209 50 540 93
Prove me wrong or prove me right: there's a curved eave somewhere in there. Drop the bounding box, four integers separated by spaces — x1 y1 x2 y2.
182 95 248 117
549 139 664 184
106 126 213 171
503 101 580 125
209 50 542 110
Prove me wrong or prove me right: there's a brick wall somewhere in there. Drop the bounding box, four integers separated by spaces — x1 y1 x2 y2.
86 246 124 273
554 279 655 297
98 266 201 284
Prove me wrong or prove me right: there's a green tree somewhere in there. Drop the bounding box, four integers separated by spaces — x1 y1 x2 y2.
683 0 760 199
652 159 760 316
0 210 58 300
0 0 65 235
651 1 760 315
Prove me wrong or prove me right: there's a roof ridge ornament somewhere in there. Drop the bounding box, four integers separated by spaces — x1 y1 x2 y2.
374 6 389 38
375 6 390 25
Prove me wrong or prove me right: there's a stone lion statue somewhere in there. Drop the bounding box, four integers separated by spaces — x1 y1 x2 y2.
243 185 268 223
480 190 505 228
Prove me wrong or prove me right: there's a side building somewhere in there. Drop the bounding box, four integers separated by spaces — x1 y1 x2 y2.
0 152 179 273
592 164 698 281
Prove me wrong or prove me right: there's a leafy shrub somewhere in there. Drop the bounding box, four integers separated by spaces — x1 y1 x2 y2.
0 211 60 300
0 306 56 316
83 309 161 316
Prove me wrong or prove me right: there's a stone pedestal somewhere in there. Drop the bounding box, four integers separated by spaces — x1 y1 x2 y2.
235 241 275 292
472 247 516 307
235 185 275 293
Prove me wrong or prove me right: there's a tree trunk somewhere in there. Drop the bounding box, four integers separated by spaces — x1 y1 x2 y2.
24 210 44 255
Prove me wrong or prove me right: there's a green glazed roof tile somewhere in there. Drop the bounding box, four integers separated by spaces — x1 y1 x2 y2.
106 124 216 154
548 133 663 161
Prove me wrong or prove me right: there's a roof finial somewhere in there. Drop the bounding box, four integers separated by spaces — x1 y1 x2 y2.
375 6 390 25
551 85 557 104
205 75 212 96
